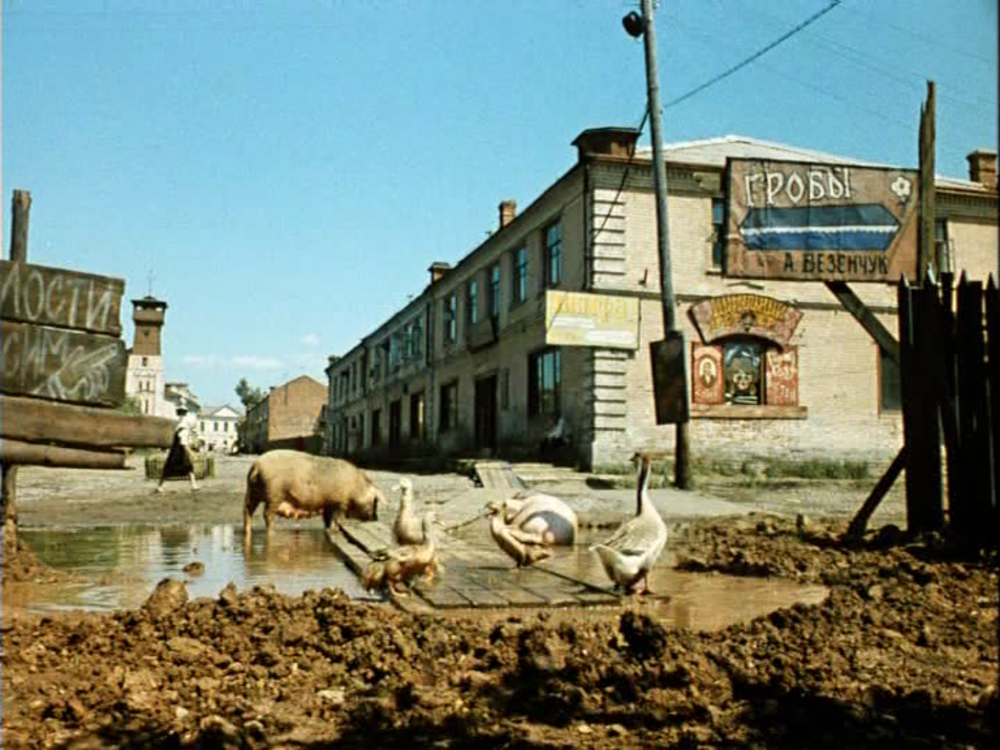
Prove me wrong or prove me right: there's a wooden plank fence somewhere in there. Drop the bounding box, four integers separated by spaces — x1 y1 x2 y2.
898 273 998 547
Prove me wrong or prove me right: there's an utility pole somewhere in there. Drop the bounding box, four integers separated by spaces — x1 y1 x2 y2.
624 1 692 488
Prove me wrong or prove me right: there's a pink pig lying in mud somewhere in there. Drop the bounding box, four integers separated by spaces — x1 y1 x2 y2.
244 450 382 544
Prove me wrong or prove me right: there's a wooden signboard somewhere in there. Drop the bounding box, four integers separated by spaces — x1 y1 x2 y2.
724 159 920 282
1 260 124 336
1 319 127 407
1 260 127 407
545 290 639 350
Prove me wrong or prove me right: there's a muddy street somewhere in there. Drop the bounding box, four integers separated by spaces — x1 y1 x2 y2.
2 455 997 748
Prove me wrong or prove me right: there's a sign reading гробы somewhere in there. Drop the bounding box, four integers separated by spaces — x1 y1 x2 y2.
723 158 920 283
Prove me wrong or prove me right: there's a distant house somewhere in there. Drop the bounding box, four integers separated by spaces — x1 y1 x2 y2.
164 382 201 418
198 404 244 454
243 375 328 454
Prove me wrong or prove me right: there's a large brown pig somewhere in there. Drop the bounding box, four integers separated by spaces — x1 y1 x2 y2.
244 450 382 543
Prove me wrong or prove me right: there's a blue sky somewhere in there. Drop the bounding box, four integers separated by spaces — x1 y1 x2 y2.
3 0 996 406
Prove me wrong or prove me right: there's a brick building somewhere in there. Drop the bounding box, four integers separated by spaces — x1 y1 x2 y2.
325 128 997 469
243 375 328 454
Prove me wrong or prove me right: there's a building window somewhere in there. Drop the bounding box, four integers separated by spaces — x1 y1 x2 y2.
512 246 528 305
467 279 479 325
880 348 901 412
712 197 725 267
412 316 424 360
389 334 402 373
371 409 381 447
528 348 561 417
488 263 501 318
544 220 562 288
439 381 458 432
443 292 457 344
142 356 148 366
410 391 425 440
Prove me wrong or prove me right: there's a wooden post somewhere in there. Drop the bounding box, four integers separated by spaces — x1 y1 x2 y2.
2 189 30 549
9 189 31 263
919 81 936 283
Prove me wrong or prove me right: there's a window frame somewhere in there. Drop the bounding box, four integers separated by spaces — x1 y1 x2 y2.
544 220 562 288
439 381 459 433
528 347 562 418
488 262 501 318
511 246 528 306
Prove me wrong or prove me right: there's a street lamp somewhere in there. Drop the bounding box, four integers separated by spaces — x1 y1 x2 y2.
624 0 691 489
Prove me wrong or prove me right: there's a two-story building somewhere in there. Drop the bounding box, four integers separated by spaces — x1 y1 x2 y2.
198 404 243 454
243 375 328 454
326 127 997 469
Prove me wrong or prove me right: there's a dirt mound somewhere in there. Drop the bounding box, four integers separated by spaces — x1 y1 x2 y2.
2 516 997 748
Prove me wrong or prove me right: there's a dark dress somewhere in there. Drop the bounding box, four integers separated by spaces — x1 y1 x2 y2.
161 429 195 478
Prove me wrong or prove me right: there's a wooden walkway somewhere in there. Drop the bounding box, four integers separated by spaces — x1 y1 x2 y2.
330 518 635 612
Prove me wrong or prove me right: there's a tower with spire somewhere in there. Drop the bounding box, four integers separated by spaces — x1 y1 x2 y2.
125 295 169 416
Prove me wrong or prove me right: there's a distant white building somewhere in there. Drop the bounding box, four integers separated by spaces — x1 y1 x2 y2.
198 404 243 453
165 382 201 418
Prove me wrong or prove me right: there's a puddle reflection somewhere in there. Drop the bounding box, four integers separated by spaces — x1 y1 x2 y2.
7 525 371 615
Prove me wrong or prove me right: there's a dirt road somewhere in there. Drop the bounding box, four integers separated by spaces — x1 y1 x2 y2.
2 455 995 748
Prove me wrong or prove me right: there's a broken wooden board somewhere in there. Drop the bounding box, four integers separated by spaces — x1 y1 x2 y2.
0 320 127 406
0 260 125 337
0 394 173 449
473 461 526 490
334 518 620 610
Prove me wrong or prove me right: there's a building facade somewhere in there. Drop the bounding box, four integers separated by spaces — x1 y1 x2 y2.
198 404 243 454
326 128 998 469
243 375 328 454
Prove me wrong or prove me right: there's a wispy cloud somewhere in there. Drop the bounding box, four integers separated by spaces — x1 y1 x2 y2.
183 355 222 368
231 355 285 371
301 333 320 347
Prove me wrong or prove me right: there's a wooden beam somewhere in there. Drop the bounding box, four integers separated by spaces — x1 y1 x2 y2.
0 320 127 407
845 446 906 543
0 438 127 469
0 394 174 448
825 280 900 365
0 260 124 337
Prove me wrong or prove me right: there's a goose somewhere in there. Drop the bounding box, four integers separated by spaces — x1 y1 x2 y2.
500 492 578 546
362 513 439 595
486 500 554 568
591 453 667 594
392 477 424 545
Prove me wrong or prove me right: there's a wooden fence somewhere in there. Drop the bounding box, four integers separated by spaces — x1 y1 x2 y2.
899 273 998 548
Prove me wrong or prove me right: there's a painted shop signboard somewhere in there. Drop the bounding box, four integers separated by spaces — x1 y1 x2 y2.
544 290 639 350
689 293 802 349
724 158 920 282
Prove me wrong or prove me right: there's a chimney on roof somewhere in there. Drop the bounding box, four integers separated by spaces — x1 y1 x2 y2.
967 149 997 189
428 262 451 284
499 200 517 229
572 127 641 163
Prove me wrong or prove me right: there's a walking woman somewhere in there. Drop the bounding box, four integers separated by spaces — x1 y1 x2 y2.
155 404 201 493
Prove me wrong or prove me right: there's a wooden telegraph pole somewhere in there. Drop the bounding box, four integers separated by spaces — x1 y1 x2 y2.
3 189 32 547
626 0 692 488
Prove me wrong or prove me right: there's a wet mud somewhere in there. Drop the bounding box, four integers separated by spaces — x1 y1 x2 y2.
3 512 997 749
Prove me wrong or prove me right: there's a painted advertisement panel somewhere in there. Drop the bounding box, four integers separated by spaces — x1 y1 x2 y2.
544 290 639 350
724 158 920 282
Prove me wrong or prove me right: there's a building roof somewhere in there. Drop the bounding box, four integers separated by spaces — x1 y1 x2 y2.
636 134 992 193
201 404 244 419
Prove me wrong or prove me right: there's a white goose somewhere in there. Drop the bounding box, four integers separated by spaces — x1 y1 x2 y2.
591 453 667 594
362 512 439 595
392 477 424 545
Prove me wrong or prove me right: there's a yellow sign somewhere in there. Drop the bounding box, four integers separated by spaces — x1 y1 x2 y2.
544 291 639 350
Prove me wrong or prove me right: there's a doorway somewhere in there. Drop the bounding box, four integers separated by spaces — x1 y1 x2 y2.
388 399 402 452
474 374 498 454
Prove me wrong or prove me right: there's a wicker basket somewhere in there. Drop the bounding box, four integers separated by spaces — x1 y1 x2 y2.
145 454 215 481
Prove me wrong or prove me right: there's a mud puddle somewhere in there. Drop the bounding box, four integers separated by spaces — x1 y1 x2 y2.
5 524 374 614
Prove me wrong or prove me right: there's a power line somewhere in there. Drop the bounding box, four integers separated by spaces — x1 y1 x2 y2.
662 0 842 111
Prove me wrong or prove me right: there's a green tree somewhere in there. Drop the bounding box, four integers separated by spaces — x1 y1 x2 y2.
235 378 265 408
